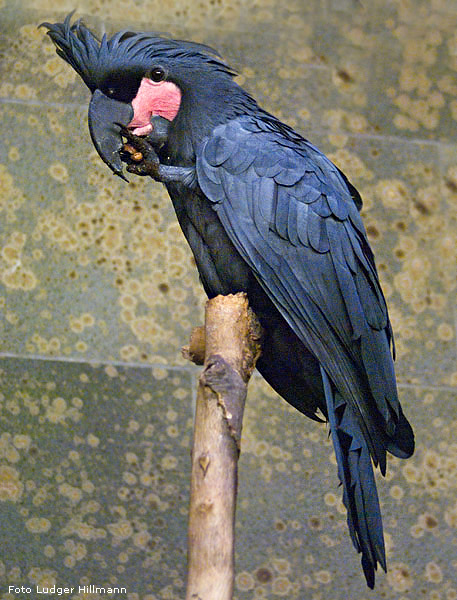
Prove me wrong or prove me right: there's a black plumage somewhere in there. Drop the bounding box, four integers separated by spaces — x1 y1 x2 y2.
42 14 415 588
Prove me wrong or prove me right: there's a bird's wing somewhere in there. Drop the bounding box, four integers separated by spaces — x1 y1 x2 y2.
197 116 405 458
195 116 414 585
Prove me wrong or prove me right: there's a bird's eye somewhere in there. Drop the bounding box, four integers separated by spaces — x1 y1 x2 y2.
149 67 166 83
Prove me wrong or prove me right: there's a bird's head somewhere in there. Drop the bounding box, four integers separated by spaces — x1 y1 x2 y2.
41 12 236 179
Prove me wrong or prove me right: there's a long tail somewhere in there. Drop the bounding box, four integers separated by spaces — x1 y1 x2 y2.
321 367 386 589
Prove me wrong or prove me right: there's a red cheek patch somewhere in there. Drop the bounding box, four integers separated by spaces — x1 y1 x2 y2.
129 77 182 135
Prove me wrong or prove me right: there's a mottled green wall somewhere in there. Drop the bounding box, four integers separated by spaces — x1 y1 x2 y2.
0 0 456 599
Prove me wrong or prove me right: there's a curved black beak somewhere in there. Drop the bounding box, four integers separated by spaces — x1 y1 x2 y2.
88 89 134 181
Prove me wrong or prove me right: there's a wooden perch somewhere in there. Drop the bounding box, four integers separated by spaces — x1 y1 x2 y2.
183 293 263 600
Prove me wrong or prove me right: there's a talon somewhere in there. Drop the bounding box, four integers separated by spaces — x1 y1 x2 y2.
116 123 141 143
116 122 131 136
116 123 140 145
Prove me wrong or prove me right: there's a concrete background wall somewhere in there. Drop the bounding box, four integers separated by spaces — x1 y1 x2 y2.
0 1 456 599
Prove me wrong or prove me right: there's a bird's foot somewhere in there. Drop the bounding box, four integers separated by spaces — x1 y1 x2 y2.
118 124 161 178
118 123 197 188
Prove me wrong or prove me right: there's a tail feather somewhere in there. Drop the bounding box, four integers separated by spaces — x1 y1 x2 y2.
386 405 415 459
321 368 386 589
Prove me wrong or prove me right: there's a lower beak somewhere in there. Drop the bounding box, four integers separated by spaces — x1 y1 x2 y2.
88 89 134 180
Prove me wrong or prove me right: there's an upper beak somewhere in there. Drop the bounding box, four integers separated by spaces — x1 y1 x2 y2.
88 89 134 181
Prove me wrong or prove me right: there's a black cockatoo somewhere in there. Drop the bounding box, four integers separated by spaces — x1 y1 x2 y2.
42 13 414 588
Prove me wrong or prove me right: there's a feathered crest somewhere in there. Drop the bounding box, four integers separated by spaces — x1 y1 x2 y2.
40 11 235 92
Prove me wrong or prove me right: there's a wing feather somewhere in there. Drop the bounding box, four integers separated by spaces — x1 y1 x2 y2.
197 117 405 433
274 188 291 240
204 133 237 166
296 202 310 247
196 116 414 585
311 195 332 218
307 207 329 253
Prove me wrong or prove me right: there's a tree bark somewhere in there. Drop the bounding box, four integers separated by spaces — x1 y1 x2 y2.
183 293 263 600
